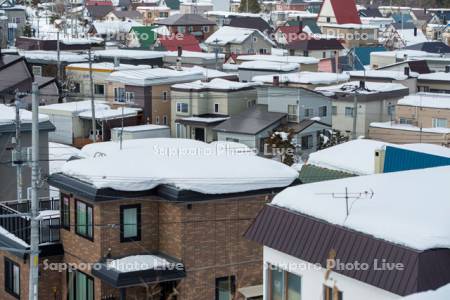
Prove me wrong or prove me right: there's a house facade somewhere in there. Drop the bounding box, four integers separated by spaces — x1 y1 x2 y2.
417 71 450 94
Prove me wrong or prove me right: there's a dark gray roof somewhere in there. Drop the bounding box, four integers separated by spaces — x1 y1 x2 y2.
86 5 114 19
392 23 417 30
229 16 273 34
156 13 215 26
213 105 286 135
245 204 450 297
288 119 331 133
111 10 141 19
404 42 450 54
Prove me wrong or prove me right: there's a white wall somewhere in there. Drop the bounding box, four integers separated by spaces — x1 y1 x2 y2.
264 246 401 300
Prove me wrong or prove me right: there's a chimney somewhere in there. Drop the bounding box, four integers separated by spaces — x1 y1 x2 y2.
414 27 418 36
114 56 120 68
445 65 450 73
359 80 365 89
404 67 410 76
273 75 280 87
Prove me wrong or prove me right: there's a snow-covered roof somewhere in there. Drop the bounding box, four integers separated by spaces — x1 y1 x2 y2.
181 66 234 79
0 226 29 247
372 50 440 59
164 50 225 59
271 165 450 251
92 20 141 35
78 107 141 120
370 121 450 134
179 116 230 123
253 72 350 85
321 23 378 29
347 70 418 80
107 255 171 273
172 78 260 91
18 50 88 62
307 139 450 175
396 27 428 47
402 284 450 300
239 61 300 72
117 124 169 132
238 54 319 65
61 138 298 194
94 49 165 59
204 10 261 18
315 81 408 95
397 93 450 109
40 101 110 114
0 104 49 125
108 68 204 86
49 142 81 175
418 72 450 82
67 62 151 72
205 26 275 47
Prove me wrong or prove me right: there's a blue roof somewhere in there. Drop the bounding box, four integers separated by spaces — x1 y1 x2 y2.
392 13 414 24
353 46 386 70
383 146 450 173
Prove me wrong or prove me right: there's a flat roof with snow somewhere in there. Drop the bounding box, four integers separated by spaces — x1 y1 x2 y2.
397 93 450 109
237 54 319 65
239 61 300 72
108 68 204 86
253 71 349 85
172 78 260 91
347 70 418 80
418 72 450 82
94 49 166 60
370 121 450 134
315 81 409 96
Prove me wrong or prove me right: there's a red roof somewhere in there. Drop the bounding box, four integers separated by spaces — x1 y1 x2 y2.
328 0 361 24
158 34 202 52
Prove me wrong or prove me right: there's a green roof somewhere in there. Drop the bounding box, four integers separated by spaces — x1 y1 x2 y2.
298 164 355 184
287 19 322 34
130 26 157 48
165 0 180 9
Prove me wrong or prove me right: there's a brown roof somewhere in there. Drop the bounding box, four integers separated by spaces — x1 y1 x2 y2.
286 38 344 51
245 205 450 296
156 13 215 26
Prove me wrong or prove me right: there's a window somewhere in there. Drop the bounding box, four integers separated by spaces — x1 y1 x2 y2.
75 200 93 240
176 123 185 138
114 87 125 102
327 17 331 23
177 26 185 33
432 118 448 128
303 50 309 57
399 118 413 125
215 276 235 300
345 107 354 117
253 36 258 42
288 105 299 122
214 103 219 113
203 26 210 33
323 285 343 300
260 48 268 54
226 138 239 143
268 265 301 300
162 91 169 101
68 270 94 300
163 115 168 125
188 26 194 32
72 82 81 94
61 194 70 230
125 91 135 103
247 99 256 108
304 108 313 118
319 106 327 117
323 51 327 58
4 258 20 298
94 84 105 95
156 116 160 124
32 65 42 76
176 102 189 113
301 134 313 150
332 106 337 116
120 204 141 242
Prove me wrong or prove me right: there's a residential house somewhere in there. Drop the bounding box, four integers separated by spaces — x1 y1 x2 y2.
320 23 380 48
238 61 300 82
163 51 226 69
271 11 319 29
204 11 261 27
106 67 204 124
0 0 26 46
234 54 319 72
154 34 202 52
127 26 158 49
22 76 60 107
0 55 33 103
38 138 298 300
103 10 143 22
360 16 394 31
347 69 418 94
40 100 141 147
110 124 170 141
276 0 320 12
205 26 275 56
383 23 428 49
358 5 383 18
369 50 437 71
245 166 450 300
315 81 410 137
85 3 114 20
65 62 151 102
88 19 141 43
14 37 104 51
378 5 411 17
275 24 305 46
171 79 260 142
228 16 273 36
179 0 213 15
285 38 345 60
317 0 361 26
136 4 170 25
417 70 450 93
154 14 216 42
0 12 7 48
411 8 436 30
369 93 450 146
94 49 165 66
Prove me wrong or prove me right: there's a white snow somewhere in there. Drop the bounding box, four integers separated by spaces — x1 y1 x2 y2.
371 121 450 134
239 61 300 72
107 255 171 273
418 72 450 82
49 142 81 200
372 50 440 60
205 26 275 47
0 104 49 125
94 49 165 60
307 139 450 175
165 50 225 59
347 70 419 80
62 138 298 194
397 93 450 109
0 226 29 247
402 284 450 300
179 116 230 123
36 210 60 220
315 81 408 95
181 66 234 80
40 100 110 114
18 50 88 62
108 68 204 86
273 131 289 141
238 54 319 65
120 124 169 132
271 165 450 250
253 72 350 85
67 62 151 71
172 78 260 90
91 20 142 35
78 107 141 120
396 28 428 46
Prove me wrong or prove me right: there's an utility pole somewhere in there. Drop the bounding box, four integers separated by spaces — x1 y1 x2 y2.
28 82 40 300
213 39 220 70
120 105 124 150
14 92 23 202
57 31 61 83
88 47 97 142
352 90 358 140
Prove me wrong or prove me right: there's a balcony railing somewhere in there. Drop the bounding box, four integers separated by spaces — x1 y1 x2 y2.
0 199 60 245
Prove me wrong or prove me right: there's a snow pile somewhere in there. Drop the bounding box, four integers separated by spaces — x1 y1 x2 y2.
315 81 408 95
371 122 450 134
0 104 49 125
107 255 171 273
62 138 298 194
418 72 450 82
402 284 450 300
0 226 29 247
239 61 300 72
36 210 60 220
253 72 349 85
307 139 450 175
272 166 450 250
172 78 260 90
92 20 142 35
397 93 450 109
179 116 229 123
49 142 81 200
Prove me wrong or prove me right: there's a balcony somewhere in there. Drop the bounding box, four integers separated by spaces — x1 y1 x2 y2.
0 199 60 245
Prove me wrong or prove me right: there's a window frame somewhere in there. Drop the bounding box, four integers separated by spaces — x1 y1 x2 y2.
319 106 328 117
75 199 94 241
120 204 141 243
323 285 343 300
68 269 95 300
432 118 448 128
4 257 20 299
215 276 236 300
176 102 189 113
344 107 354 117
301 134 313 150
267 263 302 300
61 193 71 231
94 83 105 95
214 103 219 113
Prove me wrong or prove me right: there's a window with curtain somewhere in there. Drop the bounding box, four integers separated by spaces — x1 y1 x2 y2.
215 276 235 300
61 194 70 230
76 200 93 240
323 285 343 300
268 265 302 300
68 270 94 300
120 204 141 242
4 258 20 298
